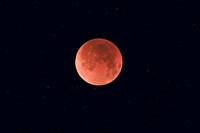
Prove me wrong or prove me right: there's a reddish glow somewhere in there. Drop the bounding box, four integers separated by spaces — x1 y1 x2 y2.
75 38 123 86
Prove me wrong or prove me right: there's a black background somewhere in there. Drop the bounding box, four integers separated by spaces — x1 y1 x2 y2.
0 0 199 132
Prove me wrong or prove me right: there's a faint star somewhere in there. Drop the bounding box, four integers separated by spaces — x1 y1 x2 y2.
127 100 132 104
83 106 87 109
6 90 11 95
52 34 56 37
176 84 180 88
34 6 39 9
192 23 196 26
187 84 191 88
61 25 65 28
178 44 182 48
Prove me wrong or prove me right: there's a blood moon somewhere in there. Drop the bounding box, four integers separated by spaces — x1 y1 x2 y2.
75 38 123 86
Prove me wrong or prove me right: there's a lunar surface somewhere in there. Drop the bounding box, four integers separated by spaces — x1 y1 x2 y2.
75 38 123 86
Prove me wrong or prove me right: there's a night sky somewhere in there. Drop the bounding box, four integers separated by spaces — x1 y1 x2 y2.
0 0 199 132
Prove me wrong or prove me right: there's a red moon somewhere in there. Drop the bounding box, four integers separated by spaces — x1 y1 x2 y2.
75 38 123 86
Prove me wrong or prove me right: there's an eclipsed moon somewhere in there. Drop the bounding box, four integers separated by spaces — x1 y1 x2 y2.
75 38 123 86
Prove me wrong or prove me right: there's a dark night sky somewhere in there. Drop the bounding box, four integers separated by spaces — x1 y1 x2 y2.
0 0 199 132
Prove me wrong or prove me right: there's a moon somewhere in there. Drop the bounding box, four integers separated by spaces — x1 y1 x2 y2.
75 38 123 86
